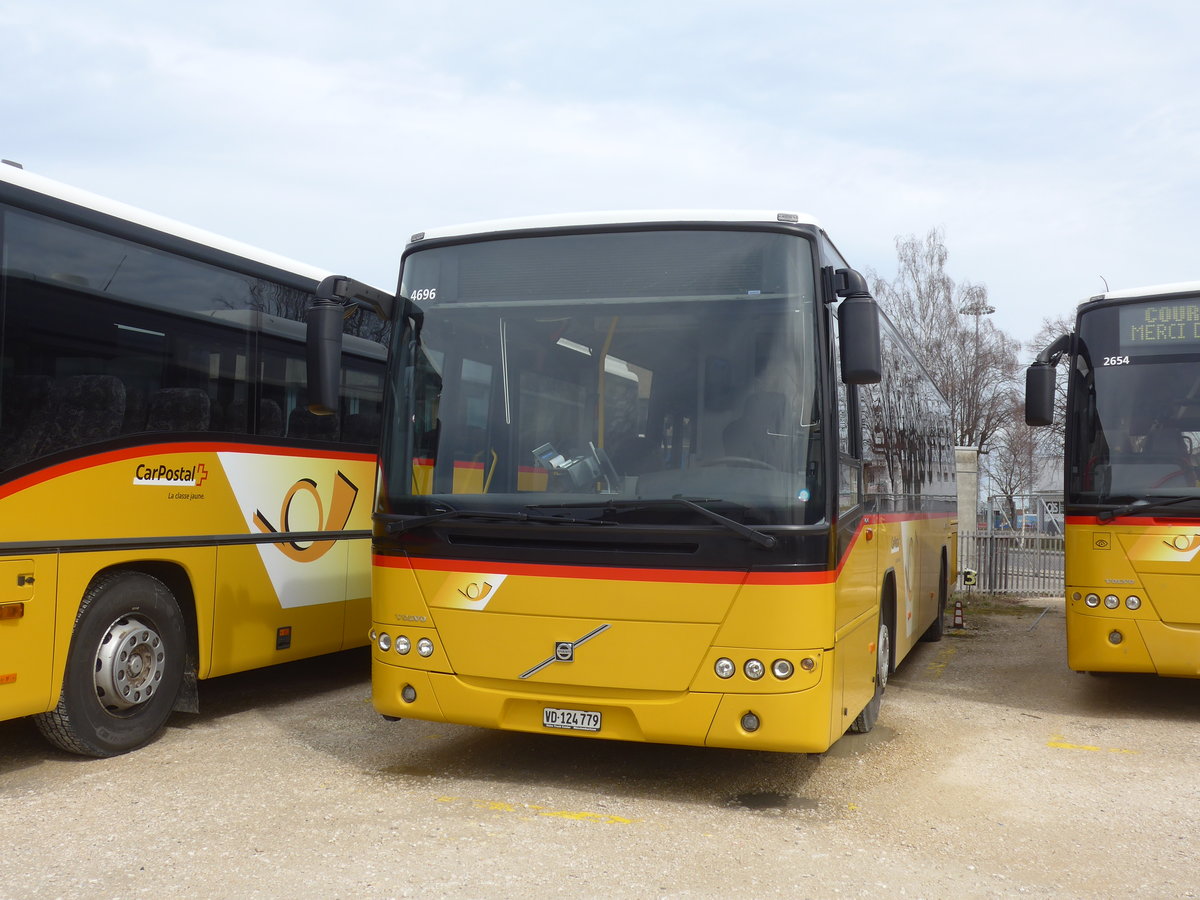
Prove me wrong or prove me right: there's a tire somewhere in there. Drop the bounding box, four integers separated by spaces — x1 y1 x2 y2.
34 571 186 757
850 613 890 734
920 555 949 643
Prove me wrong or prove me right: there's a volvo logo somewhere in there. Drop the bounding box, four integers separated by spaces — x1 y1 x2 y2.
520 624 611 679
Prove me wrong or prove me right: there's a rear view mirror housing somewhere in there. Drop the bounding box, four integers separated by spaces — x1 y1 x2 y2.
306 299 345 416
835 268 882 385
1025 333 1070 427
1024 364 1056 426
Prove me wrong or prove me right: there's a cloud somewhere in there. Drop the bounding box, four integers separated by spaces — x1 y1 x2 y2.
4 1 1199 339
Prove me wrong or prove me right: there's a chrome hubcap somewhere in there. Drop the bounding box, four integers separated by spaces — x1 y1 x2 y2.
94 616 165 711
877 624 890 690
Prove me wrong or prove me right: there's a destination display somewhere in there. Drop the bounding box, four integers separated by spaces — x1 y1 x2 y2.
1119 299 1200 355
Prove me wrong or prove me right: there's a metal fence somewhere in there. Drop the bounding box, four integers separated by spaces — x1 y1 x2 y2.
958 531 1065 596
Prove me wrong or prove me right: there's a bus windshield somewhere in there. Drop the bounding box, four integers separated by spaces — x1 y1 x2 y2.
1070 296 1200 506
381 229 823 527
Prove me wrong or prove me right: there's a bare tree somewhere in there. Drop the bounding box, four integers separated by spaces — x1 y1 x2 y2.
982 402 1041 527
1026 313 1074 453
869 228 1020 452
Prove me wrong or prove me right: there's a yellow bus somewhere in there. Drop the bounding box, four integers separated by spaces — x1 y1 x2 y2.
1027 280 1200 677
311 211 957 752
0 163 389 756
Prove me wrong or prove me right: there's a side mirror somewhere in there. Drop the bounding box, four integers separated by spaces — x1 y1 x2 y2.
1024 363 1056 426
306 299 344 415
836 268 882 384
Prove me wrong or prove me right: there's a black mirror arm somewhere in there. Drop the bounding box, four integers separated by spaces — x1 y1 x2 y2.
1036 333 1071 368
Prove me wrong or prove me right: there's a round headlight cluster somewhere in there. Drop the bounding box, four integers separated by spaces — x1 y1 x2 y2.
1083 592 1143 611
714 655 812 681
378 633 433 657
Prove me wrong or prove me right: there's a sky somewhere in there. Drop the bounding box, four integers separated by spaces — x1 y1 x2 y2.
3 1 1199 350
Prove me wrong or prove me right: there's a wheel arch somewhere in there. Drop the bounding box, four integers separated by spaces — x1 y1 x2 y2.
880 568 898 673
87 561 200 713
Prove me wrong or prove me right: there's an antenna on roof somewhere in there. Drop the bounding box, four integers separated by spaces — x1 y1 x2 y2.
1099 275 1110 292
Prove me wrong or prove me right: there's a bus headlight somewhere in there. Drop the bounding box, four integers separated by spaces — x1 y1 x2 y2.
1084 593 1101 608
417 637 435 658
771 659 794 680
744 659 765 680
714 658 735 679
1104 594 1120 609
378 632 392 652
395 635 411 655
1126 595 1142 610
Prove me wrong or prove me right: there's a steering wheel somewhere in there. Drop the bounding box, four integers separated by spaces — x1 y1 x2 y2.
699 456 777 471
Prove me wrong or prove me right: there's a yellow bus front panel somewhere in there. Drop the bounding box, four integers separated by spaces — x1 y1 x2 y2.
372 556 859 753
1065 519 1200 676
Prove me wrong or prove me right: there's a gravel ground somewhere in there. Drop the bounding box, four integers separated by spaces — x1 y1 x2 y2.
3 595 1199 899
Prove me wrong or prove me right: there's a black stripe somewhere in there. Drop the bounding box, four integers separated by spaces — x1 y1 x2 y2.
0 530 370 557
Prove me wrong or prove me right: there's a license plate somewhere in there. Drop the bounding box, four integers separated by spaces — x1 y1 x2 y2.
542 707 602 732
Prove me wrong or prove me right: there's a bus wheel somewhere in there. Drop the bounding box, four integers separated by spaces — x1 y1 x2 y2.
850 614 890 734
921 555 949 643
34 571 186 758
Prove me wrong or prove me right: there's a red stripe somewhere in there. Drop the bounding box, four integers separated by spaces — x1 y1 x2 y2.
1067 514 1200 527
376 553 837 585
865 511 955 524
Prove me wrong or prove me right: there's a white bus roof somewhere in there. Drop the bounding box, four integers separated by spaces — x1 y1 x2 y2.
411 209 823 243
0 163 370 288
1091 280 1200 302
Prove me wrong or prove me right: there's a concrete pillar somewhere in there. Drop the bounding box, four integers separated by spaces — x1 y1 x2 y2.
956 446 979 534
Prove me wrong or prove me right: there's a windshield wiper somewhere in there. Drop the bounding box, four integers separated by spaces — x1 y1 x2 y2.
378 508 612 534
527 497 778 549
1097 495 1200 522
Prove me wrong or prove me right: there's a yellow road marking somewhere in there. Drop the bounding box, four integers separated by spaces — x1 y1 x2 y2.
1047 735 1139 754
436 796 639 824
925 646 957 678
